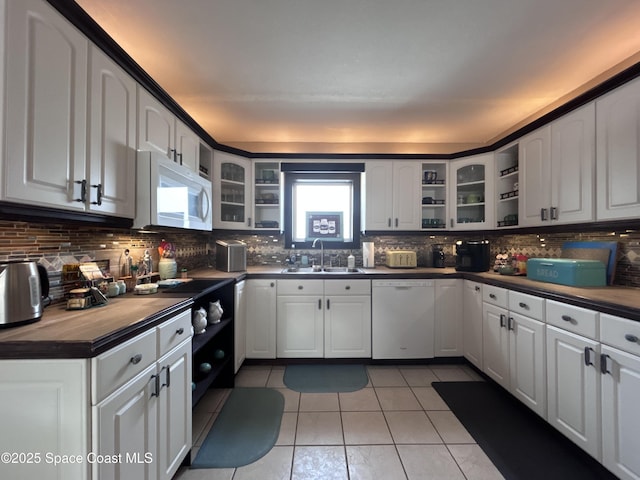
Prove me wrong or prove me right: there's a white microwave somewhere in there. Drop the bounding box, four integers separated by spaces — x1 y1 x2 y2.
134 151 212 231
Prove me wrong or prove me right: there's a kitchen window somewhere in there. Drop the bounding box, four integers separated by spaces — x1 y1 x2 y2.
282 163 363 249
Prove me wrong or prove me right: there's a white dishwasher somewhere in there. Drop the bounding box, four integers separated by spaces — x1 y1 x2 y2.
372 280 435 359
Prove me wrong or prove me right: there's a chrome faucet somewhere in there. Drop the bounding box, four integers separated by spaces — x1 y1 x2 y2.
312 238 324 270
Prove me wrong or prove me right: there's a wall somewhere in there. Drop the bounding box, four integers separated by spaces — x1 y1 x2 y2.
1 220 639 305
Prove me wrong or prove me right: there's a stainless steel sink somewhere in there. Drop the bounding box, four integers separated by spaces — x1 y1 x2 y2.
281 266 364 274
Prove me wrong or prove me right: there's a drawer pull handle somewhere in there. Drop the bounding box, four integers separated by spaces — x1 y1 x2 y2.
176 327 185 335
625 334 639 343
345 285 351 290
519 302 529 309
561 315 573 322
475 285 480 292
130 354 142 365
584 347 595 367
489 293 497 300
298 285 303 290
270 282 275 287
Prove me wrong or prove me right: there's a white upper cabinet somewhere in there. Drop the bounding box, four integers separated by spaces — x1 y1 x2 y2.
520 104 595 227
138 88 201 174
519 126 552 226
364 161 421 231
213 150 253 229
3 0 136 218
88 46 136 217
550 103 595 224
4 0 88 210
137 87 175 158
449 153 495 230
596 77 640 220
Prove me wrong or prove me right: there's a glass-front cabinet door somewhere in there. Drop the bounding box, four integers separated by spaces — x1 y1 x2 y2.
253 161 281 230
449 153 494 230
213 151 252 229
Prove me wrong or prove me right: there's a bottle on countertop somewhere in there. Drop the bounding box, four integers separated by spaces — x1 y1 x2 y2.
347 252 355 269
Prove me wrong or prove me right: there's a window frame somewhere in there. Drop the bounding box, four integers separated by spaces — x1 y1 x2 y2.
282 166 362 249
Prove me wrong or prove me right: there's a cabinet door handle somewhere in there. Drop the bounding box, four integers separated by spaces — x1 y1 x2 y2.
550 206 558 220
91 183 103 206
450 218 454 228
151 374 160 397
395 218 399 228
326 299 330 309
500 314 506 328
248 217 252 227
318 299 322 309
508 317 515 330
270 282 275 288
170 148 176 162
518 302 529 310
489 293 497 300
600 354 611 375
540 208 549 221
74 179 87 203
475 285 480 292
388 218 392 227
625 334 639 343
561 315 573 323
177 152 183 165
130 354 142 365
584 347 595 367
176 327 184 335
164 365 171 388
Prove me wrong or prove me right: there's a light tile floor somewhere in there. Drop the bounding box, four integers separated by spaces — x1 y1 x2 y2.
174 364 504 480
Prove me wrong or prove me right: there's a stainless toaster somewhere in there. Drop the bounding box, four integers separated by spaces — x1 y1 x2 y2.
215 240 247 272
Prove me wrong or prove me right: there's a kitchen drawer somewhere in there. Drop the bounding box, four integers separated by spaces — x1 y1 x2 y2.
324 279 371 296
508 291 544 321
600 313 640 356
157 309 192 357
91 328 156 404
277 279 324 295
482 284 508 308
546 300 598 340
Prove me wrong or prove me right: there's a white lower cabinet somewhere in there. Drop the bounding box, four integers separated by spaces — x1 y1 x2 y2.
234 280 247 372
546 325 601 460
0 359 90 480
600 313 640 480
92 310 192 480
245 279 277 359
276 279 371 358
483 287 546 418
434 279 463 357
463 280 483 369
325 280 372 358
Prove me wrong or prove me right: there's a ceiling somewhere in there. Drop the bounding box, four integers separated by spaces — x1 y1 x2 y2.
74 0 640 154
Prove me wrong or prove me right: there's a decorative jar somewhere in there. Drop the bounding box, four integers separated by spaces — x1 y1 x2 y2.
158 258 177 280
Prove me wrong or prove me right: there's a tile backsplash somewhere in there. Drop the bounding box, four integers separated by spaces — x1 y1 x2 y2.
1 219 639 305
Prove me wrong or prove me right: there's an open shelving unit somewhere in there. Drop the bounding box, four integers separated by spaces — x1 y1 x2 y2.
496 144 519 228
421 161 448 229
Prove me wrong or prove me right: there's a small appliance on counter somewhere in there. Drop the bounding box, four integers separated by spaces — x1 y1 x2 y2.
455 240 491 272
432 244 446 268
0 260 50 327
215 240 247 272
385 250 417 268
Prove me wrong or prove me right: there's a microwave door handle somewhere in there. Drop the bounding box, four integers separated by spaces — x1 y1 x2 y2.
200 189 210 221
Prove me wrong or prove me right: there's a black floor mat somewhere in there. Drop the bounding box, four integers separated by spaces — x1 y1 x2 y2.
432 381 619 480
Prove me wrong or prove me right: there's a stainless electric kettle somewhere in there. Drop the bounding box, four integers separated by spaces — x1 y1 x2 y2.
0 260 50 328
